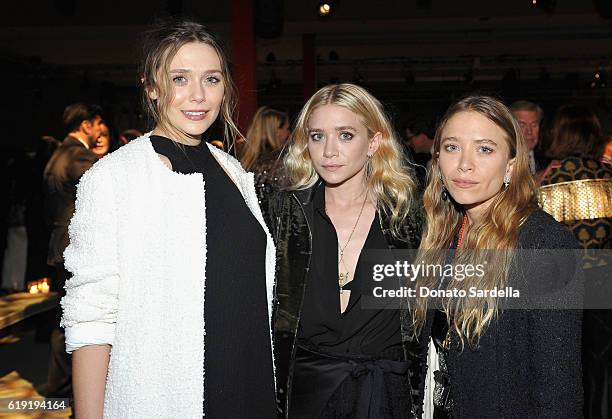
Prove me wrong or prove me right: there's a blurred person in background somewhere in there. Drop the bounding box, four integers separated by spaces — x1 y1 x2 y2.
602 136 612 167
539 105 611 246
43 103 104 289
118 128 142 146
538 104 611 419
511 100 548 174
403 123 434 188
91 123 111 157
39 102 104 399
25 136 61 289
1 151 29 292
240 106 290 215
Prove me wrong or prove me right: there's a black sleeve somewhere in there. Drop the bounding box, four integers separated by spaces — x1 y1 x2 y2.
522 212 584 417
406 311 433 417
528 308 582 417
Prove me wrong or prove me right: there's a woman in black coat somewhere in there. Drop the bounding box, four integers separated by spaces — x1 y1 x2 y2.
268 83 425 418
412 95 582 418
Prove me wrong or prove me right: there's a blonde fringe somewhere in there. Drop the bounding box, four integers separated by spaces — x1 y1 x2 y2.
285 84 416 239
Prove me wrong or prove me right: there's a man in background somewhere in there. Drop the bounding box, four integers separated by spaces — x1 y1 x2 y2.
511 100 548 174
39 102 104 398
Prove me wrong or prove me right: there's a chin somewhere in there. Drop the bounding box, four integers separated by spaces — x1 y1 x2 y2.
185 122 211 136
447 190 480 206
317 174 344 186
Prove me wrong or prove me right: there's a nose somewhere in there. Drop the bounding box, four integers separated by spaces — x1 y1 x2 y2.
190 81 205 103
323 138 338 158
524 124 533 136
457 150 473 172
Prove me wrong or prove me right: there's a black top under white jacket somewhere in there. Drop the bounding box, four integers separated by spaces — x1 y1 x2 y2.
267 181 425 417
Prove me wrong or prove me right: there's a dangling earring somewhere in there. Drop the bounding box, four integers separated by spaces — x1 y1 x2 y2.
439 172 449 201
441 186 449 201
503 174 510 188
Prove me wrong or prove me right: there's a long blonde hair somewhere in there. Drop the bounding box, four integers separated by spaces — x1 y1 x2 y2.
413 95 539 348
240 106 289 170
285 83 417 238
139 20 242 147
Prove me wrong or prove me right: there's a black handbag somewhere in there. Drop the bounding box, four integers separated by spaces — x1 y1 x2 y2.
432 331 454 414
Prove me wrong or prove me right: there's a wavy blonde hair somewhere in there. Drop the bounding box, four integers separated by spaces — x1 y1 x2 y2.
140 20 242 147
240 106 289 170
285 83 416 238
413 95 539 348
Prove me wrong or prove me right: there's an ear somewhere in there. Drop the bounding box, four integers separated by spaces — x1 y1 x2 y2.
141 76 158 100
368 131 382 156
505 157 516 179
80 119 92 134
147 87 159 100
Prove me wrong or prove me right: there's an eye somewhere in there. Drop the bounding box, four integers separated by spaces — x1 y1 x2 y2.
478 146 494 154
443 143 459 152
339 132 353 141
205 75 221 85
172 75 188 85
310 132 324 142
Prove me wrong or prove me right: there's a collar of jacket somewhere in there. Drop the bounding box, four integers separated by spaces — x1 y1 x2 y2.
292 179 323 206
64 134 90 149
289 179 422 249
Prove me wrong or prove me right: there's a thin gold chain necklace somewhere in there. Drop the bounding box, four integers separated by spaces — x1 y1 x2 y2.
326 194 368 294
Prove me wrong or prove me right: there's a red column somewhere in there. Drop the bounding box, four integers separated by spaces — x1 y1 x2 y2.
302 33 316 100
231 0 257 132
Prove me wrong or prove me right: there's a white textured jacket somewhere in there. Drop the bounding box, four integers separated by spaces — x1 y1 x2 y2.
60 135 276 418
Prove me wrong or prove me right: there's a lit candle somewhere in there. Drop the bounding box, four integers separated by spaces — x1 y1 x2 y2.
39 282 50 293
29 284 39 294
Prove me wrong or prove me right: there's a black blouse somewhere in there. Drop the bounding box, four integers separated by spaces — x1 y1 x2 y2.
149 136 276 418
297 185 402 356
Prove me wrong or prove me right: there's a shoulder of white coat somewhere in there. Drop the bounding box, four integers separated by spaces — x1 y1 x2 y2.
80 135 153 185
206 142 249 175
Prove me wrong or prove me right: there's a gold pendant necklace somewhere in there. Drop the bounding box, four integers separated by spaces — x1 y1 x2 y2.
328 194 368 294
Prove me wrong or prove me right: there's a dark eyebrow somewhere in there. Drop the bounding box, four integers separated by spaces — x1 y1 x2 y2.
335 126 356 131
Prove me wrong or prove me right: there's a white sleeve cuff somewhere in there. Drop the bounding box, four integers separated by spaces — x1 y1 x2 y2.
65 321 115 354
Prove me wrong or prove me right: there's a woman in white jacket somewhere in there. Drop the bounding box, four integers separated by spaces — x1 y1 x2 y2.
61 20 277 418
